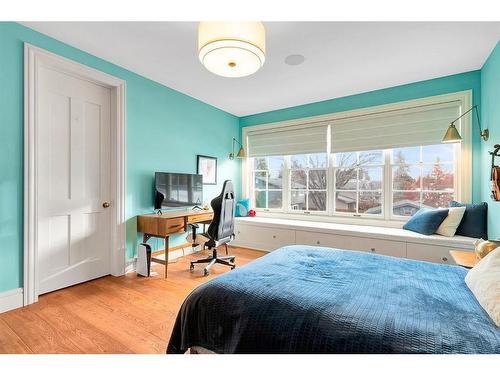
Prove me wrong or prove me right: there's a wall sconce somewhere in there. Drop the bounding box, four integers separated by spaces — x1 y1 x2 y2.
442 105 489 143
229 137 246 160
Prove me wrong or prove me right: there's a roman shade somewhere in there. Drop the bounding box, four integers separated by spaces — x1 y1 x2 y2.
330 101 462 153
247 122 329 157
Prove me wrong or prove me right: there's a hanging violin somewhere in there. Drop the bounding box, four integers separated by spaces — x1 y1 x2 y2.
491 144 500 201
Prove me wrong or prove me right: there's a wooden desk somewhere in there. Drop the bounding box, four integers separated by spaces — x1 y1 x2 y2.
137 210 213 278
449 250 478 269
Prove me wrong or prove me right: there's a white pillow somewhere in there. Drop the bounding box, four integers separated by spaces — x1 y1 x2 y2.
465 247 500 327
436 206 466 237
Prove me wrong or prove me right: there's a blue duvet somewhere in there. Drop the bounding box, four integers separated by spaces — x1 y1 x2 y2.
167 245 500 353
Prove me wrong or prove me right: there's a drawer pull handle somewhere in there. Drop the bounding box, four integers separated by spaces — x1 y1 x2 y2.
272 235 276 239
316 241 321 245
442 257 448 262
370 248 376 252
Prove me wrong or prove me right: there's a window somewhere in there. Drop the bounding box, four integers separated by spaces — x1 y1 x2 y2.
391 144 455 216
333 150 384 216
244 91 469 223
248 144 458 221
289 153 328 212
250 156 284 209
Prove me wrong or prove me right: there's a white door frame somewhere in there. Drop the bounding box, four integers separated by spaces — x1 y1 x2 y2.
24 43 127 306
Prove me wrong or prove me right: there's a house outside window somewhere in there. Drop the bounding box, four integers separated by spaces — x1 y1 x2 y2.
249 143 457 220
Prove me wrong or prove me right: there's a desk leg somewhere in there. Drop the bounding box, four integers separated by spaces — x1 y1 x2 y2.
164 236 169 279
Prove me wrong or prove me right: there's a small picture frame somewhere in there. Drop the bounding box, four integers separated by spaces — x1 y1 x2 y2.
197 155 217 185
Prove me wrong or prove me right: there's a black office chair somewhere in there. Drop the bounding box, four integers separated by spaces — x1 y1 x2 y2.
190 180 236 276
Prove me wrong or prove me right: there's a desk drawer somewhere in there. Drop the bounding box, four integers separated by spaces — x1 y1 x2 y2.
187 212 213 224
137 215 158 235
158 217 185 235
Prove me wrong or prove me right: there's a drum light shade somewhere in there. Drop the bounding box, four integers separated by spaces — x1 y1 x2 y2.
198 22 266 78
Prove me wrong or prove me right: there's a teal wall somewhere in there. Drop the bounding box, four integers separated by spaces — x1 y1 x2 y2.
0 22 240 293
0 21 497 294
480 41 500 240
240 71 483 202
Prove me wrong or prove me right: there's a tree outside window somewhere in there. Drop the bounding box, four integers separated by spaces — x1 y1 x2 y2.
248 143 456 219
333 150 384 215
289 153 328 212
392 144 455 216
251 156 284 209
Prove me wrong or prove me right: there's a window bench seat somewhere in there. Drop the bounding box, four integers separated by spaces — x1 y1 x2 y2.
232 216 477 265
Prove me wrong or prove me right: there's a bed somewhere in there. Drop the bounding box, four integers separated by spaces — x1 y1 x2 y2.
167 245 500 354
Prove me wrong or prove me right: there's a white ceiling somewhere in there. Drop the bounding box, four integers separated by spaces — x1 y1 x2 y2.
21 22 500 117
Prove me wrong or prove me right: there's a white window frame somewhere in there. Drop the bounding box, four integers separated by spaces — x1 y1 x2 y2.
286 154 329 215
249 156 285 212
331 150 386 219
242 91 472 227
389 145 458 221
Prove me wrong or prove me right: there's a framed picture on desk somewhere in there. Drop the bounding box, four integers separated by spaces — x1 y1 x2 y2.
197 155 217 185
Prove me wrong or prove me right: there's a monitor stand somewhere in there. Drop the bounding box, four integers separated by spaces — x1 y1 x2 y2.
192 205 203 211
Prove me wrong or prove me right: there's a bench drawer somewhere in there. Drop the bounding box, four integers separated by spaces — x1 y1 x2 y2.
234 223 295 251
406 243 458 265
296 230 348 249
343 237 407 258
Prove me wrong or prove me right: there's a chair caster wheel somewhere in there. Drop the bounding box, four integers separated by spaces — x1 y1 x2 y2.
204 269 209 276
189 265 194 272
231 265 236 270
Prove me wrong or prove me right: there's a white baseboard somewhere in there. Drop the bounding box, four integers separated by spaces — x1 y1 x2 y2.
0 288 24 314
230 240 271 252
169 245 198 260
125 258 137 274
125 245 200 275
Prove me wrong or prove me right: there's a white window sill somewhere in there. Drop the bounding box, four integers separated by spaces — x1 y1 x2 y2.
251 210 403 228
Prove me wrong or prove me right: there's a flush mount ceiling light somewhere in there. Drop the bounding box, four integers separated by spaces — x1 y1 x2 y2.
198 22 266 78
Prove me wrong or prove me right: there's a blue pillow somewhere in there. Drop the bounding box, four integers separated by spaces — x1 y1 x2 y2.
403 208 449 235
235 199 250 217
450 201 488 239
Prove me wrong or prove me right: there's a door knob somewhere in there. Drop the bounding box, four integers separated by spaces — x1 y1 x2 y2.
102 202 110 208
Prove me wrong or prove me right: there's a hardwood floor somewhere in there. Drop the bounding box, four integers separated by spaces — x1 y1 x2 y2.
0 246 265 354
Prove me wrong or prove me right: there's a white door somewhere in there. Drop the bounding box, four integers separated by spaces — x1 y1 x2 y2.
37 65 112 294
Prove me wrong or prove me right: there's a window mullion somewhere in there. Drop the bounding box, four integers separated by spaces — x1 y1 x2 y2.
384 149 391 220
328 154 334 216
265 160 269 209
356 167 360 215
283 156 290 213
305 167 309 211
